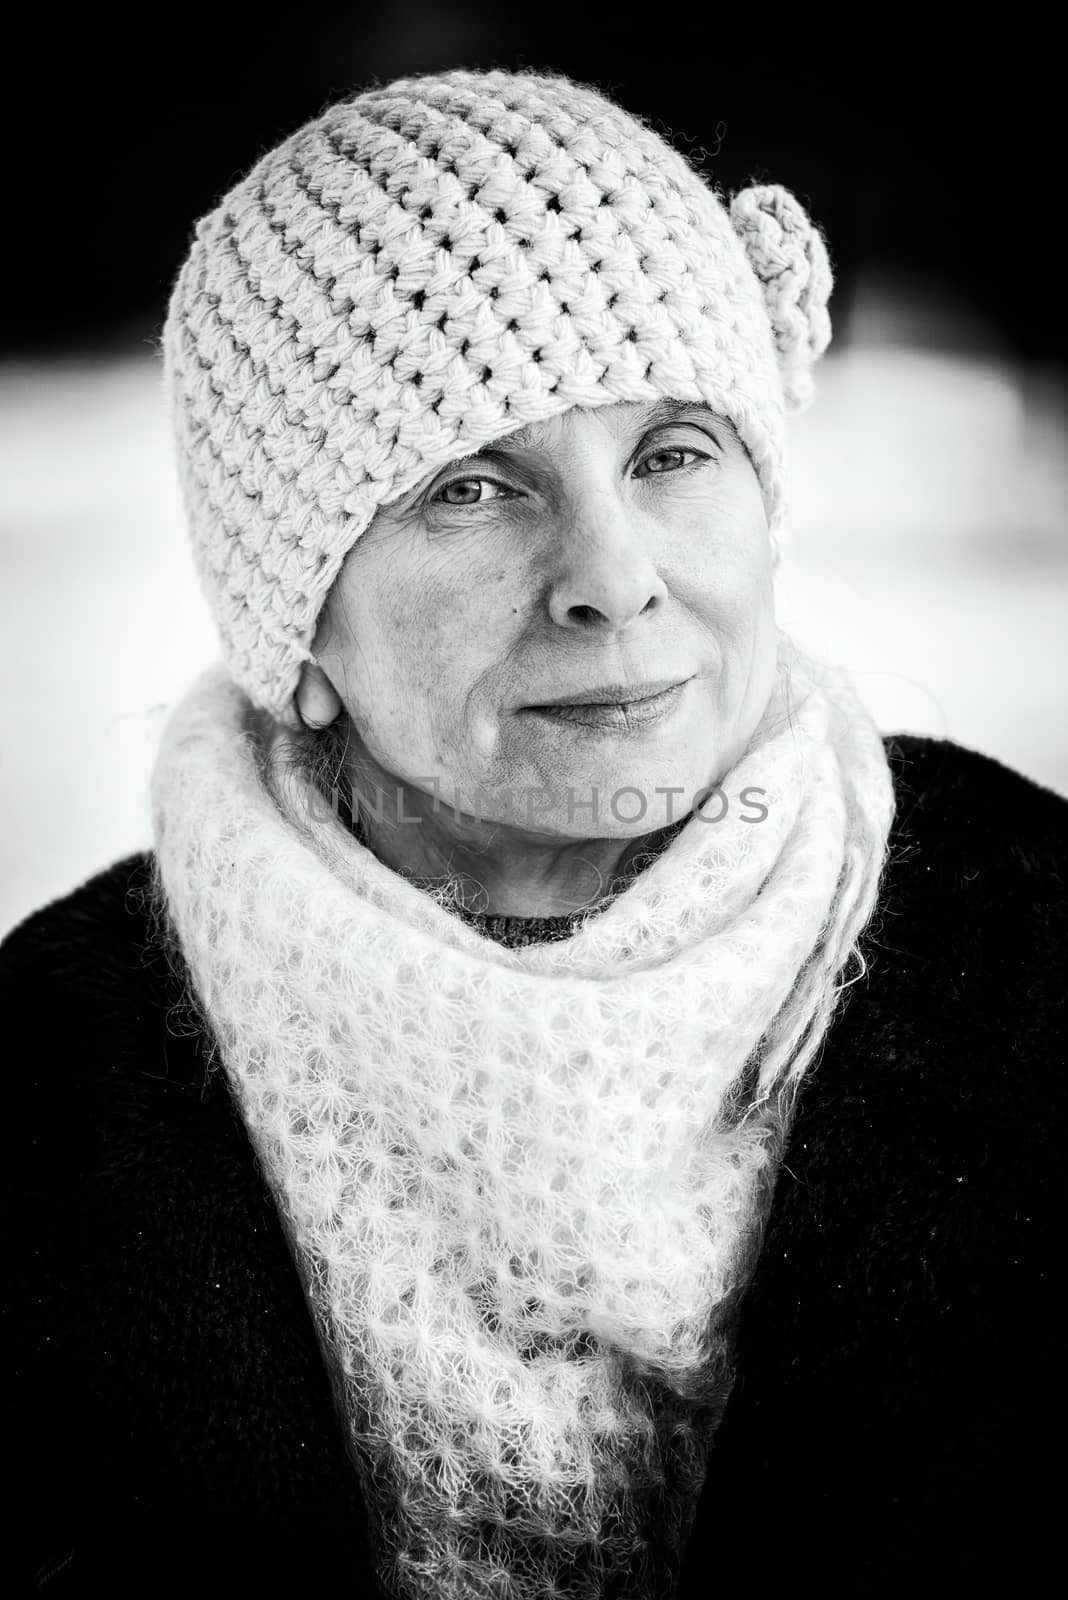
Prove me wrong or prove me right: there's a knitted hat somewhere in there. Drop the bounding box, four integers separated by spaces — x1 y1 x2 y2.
162 67 833 727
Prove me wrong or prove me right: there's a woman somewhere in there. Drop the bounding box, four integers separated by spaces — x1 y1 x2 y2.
7 68 1065 1599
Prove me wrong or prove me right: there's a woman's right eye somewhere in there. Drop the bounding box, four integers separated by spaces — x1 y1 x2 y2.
435 477 510 506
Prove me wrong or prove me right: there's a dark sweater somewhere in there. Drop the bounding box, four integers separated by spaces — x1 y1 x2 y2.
5 734 1066 1597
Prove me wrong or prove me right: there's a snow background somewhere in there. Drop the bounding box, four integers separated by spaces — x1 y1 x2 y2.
2 284 1066 937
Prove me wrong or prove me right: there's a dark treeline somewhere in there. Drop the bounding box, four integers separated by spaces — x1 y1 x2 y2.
3 9 1057 363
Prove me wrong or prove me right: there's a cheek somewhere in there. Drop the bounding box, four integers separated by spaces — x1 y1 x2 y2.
688 532 774 647
668 464 770 571
351 549 530 720
749 556 777 636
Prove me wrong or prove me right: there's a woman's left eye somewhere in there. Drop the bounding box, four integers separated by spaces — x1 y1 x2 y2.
434 477 511 506
635 447 704 478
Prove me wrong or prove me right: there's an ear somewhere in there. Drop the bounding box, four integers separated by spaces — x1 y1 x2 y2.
295 660 343 729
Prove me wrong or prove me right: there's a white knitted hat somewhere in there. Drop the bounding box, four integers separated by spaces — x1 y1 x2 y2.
162 67 833 726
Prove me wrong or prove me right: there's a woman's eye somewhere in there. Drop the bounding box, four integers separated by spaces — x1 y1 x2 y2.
435 477 510 506
635 447 703 478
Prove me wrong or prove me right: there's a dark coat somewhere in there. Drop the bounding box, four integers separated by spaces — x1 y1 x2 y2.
5 734 1066 1597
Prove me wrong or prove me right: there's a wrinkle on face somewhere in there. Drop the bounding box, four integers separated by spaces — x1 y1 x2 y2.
309 398 778 915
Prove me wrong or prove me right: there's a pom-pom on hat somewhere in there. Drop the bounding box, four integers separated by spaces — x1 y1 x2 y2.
162 67 834 726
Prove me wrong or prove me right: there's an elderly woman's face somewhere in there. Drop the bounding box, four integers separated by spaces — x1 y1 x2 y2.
315 398 777 837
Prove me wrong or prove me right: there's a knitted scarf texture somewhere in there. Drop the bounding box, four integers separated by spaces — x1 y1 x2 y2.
150 639 894 1599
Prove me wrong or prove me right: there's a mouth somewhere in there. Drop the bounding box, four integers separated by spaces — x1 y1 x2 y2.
528 678 692 709
520 678 692 734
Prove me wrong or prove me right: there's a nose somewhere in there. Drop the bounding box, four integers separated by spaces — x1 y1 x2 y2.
546 494 667 630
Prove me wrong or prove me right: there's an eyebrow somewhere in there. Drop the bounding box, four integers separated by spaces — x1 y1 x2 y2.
634 398 727 433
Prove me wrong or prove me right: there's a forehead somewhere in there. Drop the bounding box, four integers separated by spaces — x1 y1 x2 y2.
486 399 736 454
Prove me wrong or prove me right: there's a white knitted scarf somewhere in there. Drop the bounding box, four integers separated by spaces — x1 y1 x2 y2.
150 640 894 1600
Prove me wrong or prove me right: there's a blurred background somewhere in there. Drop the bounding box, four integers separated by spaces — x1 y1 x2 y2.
2 10 1065 936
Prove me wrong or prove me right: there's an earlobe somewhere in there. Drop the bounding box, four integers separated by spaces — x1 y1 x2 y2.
295 661 343 729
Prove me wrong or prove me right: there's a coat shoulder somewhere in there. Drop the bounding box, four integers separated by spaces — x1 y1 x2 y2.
0 850 161 1003
882 731 1067 868
850 732 1067 1115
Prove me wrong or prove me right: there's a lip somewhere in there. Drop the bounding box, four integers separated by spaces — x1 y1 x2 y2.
520 679 691 735
526 676 692 709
